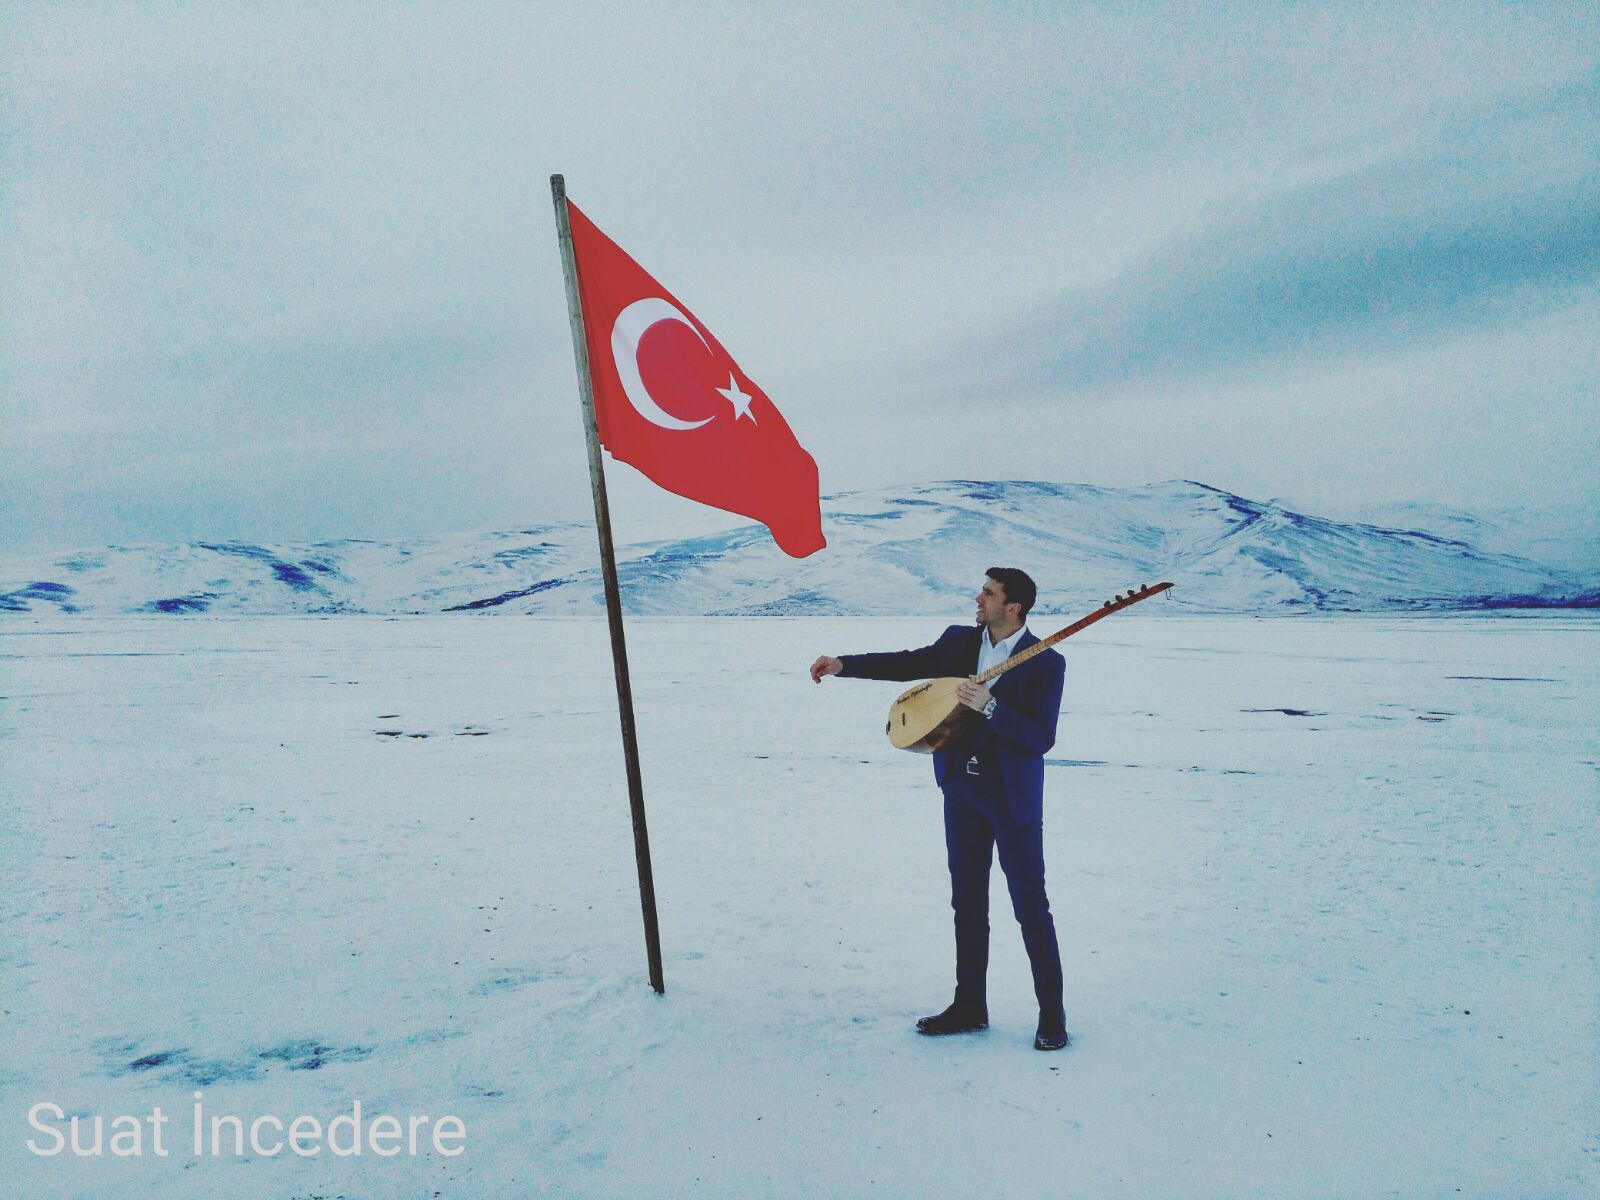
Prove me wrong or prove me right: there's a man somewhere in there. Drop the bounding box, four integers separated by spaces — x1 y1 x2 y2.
809 568 1069 1051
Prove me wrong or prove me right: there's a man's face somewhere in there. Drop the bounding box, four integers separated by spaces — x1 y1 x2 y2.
975 577 1015 627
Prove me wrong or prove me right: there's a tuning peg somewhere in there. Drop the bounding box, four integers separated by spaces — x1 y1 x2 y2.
1103 600 1112 608
1140 583 1149 593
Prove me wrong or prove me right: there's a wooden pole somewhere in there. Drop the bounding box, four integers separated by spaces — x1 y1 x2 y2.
549 173 666 995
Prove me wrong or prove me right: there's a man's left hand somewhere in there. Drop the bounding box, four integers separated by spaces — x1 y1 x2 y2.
956 678 992 713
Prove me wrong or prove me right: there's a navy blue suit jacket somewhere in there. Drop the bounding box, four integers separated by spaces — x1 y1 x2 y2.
840 625 1065 823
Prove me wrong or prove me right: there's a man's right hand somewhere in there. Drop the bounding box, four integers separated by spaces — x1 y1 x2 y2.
809 655 843 683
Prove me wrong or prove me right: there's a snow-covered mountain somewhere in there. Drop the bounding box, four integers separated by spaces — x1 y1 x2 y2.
1270 497 1600 575
3 481 1594 616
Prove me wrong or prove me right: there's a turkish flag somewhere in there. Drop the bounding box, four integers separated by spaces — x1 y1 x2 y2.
566 202 826 558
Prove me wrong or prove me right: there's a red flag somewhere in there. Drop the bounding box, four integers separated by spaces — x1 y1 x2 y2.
566 202 826 558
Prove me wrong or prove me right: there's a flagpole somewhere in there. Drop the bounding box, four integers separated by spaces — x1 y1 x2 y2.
550 173 666 995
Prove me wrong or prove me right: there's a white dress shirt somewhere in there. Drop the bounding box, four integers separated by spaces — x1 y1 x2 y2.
976 624 1028 679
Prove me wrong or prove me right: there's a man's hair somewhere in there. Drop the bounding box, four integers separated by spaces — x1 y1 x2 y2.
985 567 1038 618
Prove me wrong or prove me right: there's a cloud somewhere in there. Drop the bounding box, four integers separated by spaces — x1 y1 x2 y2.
2 6 1596 550
961 79 1600 398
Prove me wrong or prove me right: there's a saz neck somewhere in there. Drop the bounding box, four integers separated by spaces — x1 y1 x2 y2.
973 582 1173 684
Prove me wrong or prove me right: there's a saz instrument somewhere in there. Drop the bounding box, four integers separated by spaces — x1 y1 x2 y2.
886 582 1173 753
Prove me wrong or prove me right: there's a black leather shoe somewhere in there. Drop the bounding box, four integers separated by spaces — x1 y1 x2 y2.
1033 1025 1070 1051
915 1003 989 1036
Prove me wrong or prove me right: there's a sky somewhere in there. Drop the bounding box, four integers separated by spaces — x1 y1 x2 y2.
3 1 1597 552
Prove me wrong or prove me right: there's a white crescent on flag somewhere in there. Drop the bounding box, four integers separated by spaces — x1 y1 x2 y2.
610 297 714 431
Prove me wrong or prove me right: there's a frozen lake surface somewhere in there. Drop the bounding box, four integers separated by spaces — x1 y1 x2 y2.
4 613 1597 1198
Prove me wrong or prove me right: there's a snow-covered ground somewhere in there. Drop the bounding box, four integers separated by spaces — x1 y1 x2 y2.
4 613 1597 1198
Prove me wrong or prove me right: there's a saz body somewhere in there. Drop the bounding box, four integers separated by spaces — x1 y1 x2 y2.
887 677 978 752
885 582 1173 753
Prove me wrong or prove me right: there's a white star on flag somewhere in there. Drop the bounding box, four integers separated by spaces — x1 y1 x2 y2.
715 373 757 424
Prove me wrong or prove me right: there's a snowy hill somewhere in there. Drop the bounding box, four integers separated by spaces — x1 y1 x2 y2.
2 481 1594 616
1270 497 1600 575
